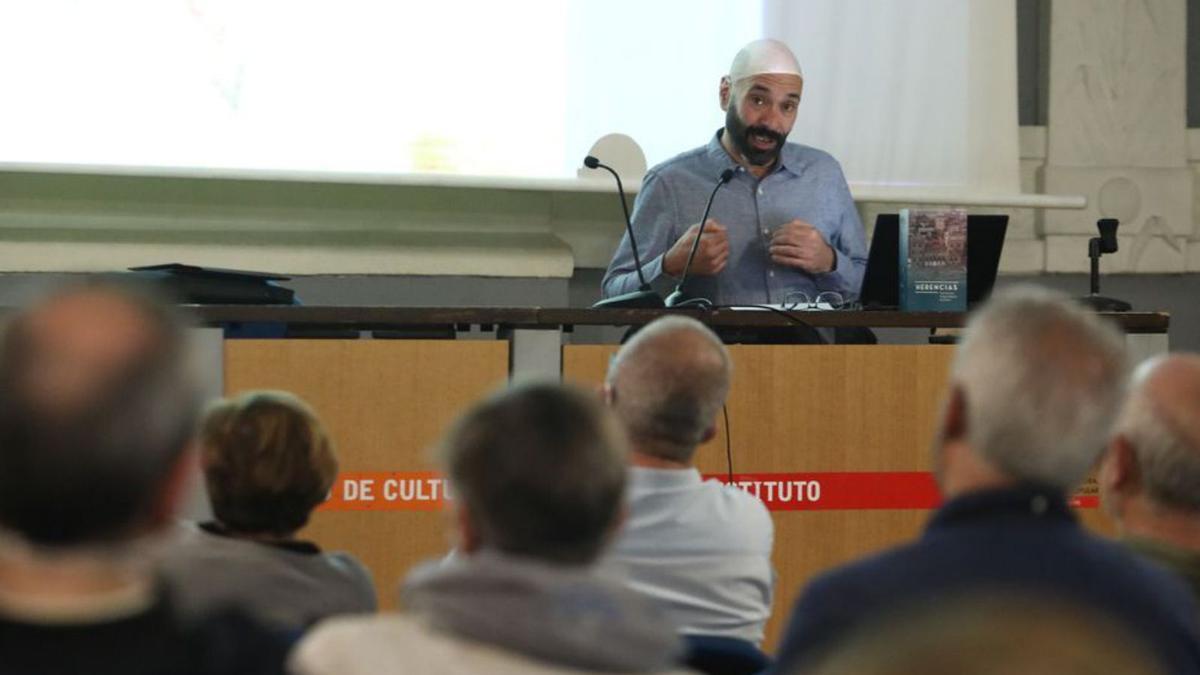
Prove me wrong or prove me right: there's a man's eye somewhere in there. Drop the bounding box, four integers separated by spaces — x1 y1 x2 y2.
782 102 797 113
750 97 765 107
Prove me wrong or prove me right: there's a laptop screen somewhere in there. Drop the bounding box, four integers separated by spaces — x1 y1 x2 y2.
859 213 1008 309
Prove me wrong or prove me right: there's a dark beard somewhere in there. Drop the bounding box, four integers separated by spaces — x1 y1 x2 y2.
724 106 785 167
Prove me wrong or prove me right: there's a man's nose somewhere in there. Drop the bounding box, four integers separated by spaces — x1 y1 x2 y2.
757 106 784 132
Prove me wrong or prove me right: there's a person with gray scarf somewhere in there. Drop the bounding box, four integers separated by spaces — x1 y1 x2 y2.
291 382 693 675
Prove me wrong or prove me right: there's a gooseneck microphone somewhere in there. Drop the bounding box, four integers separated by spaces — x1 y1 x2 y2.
585 155 665 309
664 168 736 309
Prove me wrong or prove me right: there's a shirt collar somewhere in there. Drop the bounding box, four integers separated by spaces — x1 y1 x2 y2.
707 128 801 179
628 466 703 490
200 521 321 555
925 483 1076 534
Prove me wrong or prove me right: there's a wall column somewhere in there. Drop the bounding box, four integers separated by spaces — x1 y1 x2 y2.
1044 0 1194 273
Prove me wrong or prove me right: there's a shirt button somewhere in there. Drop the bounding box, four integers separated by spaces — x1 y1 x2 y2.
757 187 764 196
768 271 775 277
762 229 769 236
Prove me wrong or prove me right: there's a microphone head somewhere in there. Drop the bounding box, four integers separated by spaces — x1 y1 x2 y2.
583 155 601 169
1096 218 1120 253
719 169 735 184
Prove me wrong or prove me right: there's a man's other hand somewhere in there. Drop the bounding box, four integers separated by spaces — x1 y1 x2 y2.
770 220 835 274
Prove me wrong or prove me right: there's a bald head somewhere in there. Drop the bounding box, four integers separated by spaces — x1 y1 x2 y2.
606 317 731 463
719 40 804 174
0 282 200 547
1114 354 1200 510
728 38 803 84
17 288 169 415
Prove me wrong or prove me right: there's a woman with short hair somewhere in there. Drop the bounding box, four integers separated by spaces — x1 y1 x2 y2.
159 390 376 630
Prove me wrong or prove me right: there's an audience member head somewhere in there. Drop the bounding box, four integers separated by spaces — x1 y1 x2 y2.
605 316 732 465
934 285 1128 496
439 382 628 566
719 39 804 172
800 593 1163 675
201 390 338 538
0 280 201 550
1100 354 1200 533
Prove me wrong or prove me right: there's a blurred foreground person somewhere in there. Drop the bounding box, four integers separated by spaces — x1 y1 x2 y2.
0 282 287 675
293 382 693 675
160 390 376 630
771 286 1200 674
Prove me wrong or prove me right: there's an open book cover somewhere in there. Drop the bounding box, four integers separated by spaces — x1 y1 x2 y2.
899 208 967 312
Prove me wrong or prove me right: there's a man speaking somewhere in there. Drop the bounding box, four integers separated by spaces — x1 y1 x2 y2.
601 39 867 307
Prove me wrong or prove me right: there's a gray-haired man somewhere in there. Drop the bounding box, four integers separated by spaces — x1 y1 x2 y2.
771 286 1200 675
602 316 774 646
1100 353 1200 601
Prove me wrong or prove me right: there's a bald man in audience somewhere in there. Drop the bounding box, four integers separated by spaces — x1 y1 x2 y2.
602 316 774 646
602 38 867 307
0 281 287 675
770 286 1200 675
1100 354 1200 600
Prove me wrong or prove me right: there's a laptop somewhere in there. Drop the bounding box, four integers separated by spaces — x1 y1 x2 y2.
859 213 1008 310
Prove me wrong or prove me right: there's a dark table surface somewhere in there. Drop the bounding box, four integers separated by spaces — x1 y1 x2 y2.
185 305 1170 334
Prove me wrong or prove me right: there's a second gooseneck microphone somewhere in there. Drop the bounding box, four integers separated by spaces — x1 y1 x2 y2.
664 168 736 309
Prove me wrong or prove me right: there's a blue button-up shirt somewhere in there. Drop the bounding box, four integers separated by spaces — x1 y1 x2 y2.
601 131 867 306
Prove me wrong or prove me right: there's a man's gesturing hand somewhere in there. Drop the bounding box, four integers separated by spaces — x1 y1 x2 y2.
664 220 730 278
769 220 835 274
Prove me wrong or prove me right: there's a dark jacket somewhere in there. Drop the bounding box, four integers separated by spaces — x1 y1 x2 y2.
772 485 1200 675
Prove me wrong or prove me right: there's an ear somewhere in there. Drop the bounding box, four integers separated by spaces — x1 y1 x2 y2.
454 503 482 555
1100 434 1139 494
147 443 199 531
601 502 629 552
719 76 733 111
941 385 968 444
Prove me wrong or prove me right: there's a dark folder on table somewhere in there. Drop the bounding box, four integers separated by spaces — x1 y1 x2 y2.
860 213 1008 310
128 263 297 305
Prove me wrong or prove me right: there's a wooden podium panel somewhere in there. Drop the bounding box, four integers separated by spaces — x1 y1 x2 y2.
224 340 509 609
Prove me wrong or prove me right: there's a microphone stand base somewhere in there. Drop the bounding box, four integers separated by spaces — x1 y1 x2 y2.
1077 294 1132 312
592 289 665 309
664 291 713 310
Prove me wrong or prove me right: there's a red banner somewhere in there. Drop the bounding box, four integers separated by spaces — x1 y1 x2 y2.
706 472 939 511
317 471 1099 512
